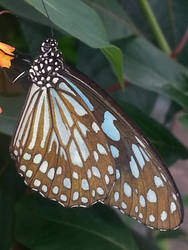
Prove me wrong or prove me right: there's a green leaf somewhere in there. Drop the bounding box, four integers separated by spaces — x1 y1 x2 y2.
132 232 161 250
15 196 138 250
0 96 25 136
77 42 157 115
179 113 188 130
102 46 124 89
0 189 14 250
84 0 136 41
119 37 188 109
0 140 25 250
26 0 123 86
0 0 124 87
117 101 188 165
183 195 188 206
82 0 188 108
26 0 109 48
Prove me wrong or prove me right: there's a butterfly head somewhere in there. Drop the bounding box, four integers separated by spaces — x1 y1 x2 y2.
41 38 58 54
29 38 64 88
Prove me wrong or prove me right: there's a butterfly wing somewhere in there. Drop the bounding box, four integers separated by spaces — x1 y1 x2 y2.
10 80 116 207
10 42 183 230
60 66 184 230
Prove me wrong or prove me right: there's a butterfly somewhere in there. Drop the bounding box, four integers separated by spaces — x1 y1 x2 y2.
8 38 183 231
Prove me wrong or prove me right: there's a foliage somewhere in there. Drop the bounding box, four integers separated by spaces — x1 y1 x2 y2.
0 0 187 249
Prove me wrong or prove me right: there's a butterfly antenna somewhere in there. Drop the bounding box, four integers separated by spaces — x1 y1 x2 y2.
42 0 54 38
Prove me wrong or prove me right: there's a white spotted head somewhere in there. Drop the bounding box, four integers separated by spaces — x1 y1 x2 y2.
29 38 64 87
41 38 58 54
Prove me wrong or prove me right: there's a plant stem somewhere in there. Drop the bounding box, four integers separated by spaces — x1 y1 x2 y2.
137 0 171 54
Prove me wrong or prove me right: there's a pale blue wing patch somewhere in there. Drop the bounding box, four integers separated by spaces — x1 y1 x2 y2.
101 111 120 141
63 77 94 111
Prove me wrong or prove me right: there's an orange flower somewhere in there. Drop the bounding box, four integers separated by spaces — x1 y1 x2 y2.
0 42 15 68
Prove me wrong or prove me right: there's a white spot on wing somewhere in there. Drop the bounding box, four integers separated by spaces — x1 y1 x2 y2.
60 147 67 160
135 136 146 148
149 215 155 222
34 179 41 187
23 153 31 161
20 165 26 172
161 211 167 221
115 169 120 179
154 176 164 188
130 156 139 178
147 189 157 203
39 161 48 173
87 169 92 179
170 202 176 213
114 192 119 201
63 178 71 189
48 131 59 153
69 140 83 167
139 213 143 219
132 144 145 169
33 153 42 164
173 193 177 201
92 166 101 178
28 91 45 149
121 202 127 209
97 143 107 155
47 168 55 180
74 129 89 161
73 191 79 201
52 186 59 194
26 170 33 178
42 185 47 193
60 194 67 201
81 197 88 203
101 111 120 141
93 151 99 161
63 93 87 116
139 146 150 161
124 182 132 197
50 91 71 146
40 92 50 148
92 122 100 133
97 187 104 195
110 145 119 158
108 165 114 175
161 173 167 182
56 166 62 175
105 174 109 184
78 121 88 137
135 206 138 213
81 179 89 190
139 195 146 207
59 82 76 95
73 171 79 179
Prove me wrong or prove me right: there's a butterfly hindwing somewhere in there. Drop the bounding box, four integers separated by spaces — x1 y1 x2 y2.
61 67 183 230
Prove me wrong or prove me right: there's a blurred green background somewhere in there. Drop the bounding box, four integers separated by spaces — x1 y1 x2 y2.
0 0 188 249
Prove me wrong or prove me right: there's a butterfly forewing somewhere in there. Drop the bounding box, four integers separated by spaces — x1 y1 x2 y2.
10 68 116 207
10 38 183 230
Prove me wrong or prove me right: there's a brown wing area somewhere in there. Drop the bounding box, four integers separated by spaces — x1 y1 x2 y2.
63 68 184 230
10 82 116 207
104 135 183 230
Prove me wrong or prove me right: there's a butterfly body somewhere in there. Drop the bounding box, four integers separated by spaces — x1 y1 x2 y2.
10 38 183 230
